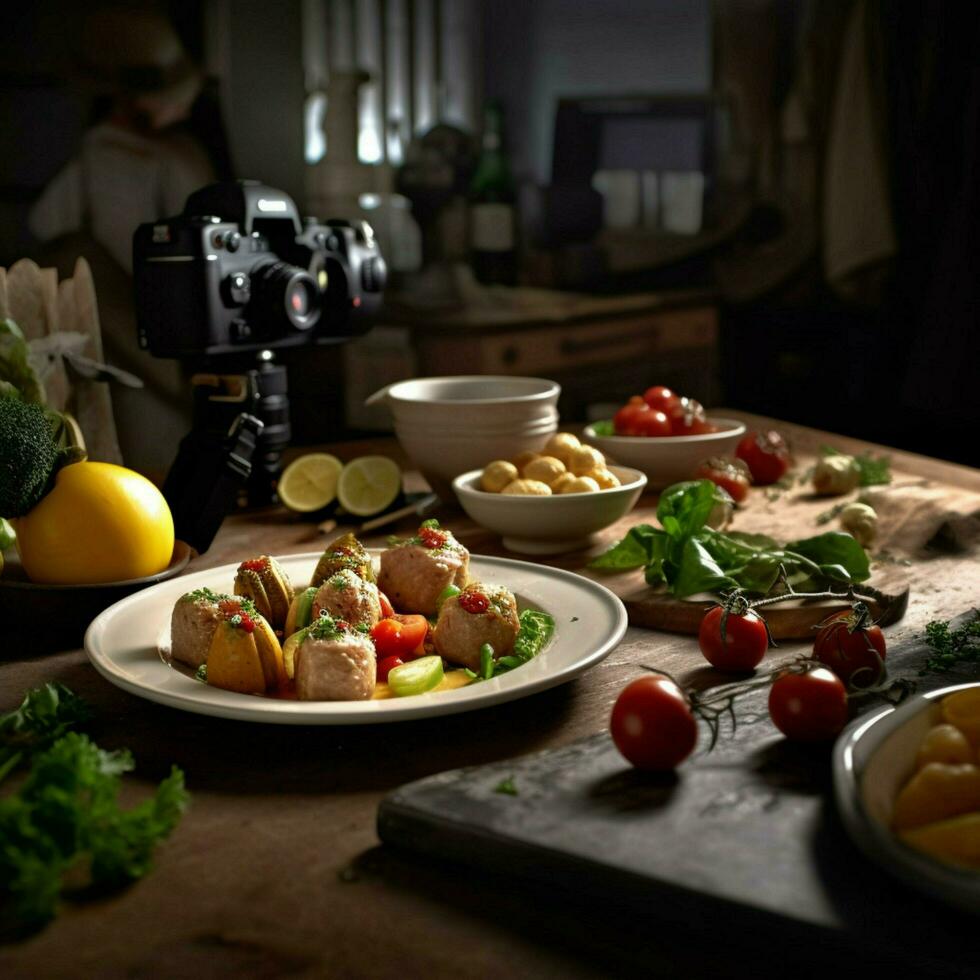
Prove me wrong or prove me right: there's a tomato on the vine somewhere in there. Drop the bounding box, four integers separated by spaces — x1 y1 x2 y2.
610 674 698 770
694 457 751 503
813 607 886 686
643 385 680 414
735 430 790 485
614 396 671 437
768 668 848 742
698 604 768 671
370 614 429 660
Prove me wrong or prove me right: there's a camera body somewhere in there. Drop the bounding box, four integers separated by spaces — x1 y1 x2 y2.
133 180 386 358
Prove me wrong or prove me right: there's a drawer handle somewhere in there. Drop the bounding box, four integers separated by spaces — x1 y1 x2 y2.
559 326 658 356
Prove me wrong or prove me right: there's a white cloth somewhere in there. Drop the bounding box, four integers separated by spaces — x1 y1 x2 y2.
28 122 214 274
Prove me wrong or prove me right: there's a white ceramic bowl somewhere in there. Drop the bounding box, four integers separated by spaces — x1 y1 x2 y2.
582 418 746 490
833 682 980 915
369 376 561 500
452 464 647 554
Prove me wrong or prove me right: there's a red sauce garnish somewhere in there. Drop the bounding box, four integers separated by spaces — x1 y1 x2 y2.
459 592 489 614
419 528 447 550
240 558 269 572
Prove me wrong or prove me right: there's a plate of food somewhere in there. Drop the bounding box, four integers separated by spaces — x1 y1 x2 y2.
84 521 627 724
833 682 980 914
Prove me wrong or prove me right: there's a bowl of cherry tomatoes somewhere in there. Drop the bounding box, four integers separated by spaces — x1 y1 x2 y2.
583 385 746 490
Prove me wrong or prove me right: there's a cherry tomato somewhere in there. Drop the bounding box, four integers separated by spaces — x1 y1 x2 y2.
378 591 395 619
613 397 671 437
813 608 887 686
694 457 751 504
376 655 404 682
610 675 698 771
370 614 429 660
735 430 790 485
668 397 711 436
698 604 768 671
643 385 681 414
768 668 849 742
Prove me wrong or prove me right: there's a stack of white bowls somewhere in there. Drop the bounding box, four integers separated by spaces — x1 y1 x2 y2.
368 376 560 501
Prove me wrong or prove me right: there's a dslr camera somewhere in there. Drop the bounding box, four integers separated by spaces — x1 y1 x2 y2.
133 180 386 357
132 181 387 550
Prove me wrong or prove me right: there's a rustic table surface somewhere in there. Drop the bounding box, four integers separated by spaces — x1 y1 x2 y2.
2 411 978 979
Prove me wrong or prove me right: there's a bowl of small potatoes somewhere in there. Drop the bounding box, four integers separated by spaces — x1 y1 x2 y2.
451 431 647 554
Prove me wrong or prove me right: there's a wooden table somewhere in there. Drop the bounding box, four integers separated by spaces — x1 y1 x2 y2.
2 412 978 979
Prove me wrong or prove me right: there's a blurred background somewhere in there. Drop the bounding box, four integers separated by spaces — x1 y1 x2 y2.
2 0 977 471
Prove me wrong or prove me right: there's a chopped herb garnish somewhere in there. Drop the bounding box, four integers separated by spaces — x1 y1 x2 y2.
420 518 440 530
195 664 208 683
329 574 348 590
355 623 370 634
494 776 519 796
919 613 980 674
182 587 228 604
571 616 579 622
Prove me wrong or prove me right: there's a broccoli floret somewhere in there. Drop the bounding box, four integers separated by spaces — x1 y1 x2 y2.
0 398 62 517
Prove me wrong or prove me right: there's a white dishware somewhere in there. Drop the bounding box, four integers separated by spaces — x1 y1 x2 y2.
85 550 626 725
582 418 746 490
453 464 647 555
833 682 980 915
367 376 561 500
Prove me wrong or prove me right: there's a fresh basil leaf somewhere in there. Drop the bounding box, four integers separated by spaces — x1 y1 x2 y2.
672 537 739 597
730 555 782 594
591 419 615 437
589 525 662 569
725 530 781 551
786 531 870 582
657 480 727 540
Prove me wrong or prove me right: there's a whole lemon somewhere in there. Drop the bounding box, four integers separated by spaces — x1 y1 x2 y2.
14 461 175 584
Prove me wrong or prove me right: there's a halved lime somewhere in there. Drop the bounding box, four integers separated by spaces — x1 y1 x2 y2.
336 456 402 517
278 453 343 513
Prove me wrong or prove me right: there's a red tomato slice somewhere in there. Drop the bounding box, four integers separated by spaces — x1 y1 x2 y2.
370 615 429 660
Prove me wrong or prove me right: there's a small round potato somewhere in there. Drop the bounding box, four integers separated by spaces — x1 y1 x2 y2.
523 455 566 485
481 460 519 493
550 472 579 494
511 450 540 473
568 445 605 476
543 432 581 464
558 475 600 494
590 468 621 490
501 478 552 495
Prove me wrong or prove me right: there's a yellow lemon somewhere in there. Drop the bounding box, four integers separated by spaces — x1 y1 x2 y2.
14 461 174 583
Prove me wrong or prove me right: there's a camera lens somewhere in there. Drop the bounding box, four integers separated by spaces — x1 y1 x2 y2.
248 260 321 337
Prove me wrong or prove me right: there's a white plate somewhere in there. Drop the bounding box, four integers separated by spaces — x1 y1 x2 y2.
84 551 627 724
833 682 980 914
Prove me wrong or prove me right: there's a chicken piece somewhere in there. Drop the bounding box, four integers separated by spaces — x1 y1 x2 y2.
433 583 520 671
234 555 294 632
294 619 376 701
311 568 382 628
310 532 374 586
170 587 231 668
378 522 469 615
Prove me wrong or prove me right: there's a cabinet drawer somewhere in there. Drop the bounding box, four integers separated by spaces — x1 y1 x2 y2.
479 308 717 374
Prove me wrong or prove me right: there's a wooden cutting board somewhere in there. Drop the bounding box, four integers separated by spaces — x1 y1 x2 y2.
574 562 911 640
378 611 978 974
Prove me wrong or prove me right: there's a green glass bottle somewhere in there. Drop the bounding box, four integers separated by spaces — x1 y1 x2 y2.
469 100 517 286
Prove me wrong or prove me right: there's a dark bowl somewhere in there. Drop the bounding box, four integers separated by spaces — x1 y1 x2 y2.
0 541 192 654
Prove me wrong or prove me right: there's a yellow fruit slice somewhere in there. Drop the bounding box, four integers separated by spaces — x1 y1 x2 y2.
899 811 980 869
277 453 343 513
336 456 402 517
941 688 980 746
